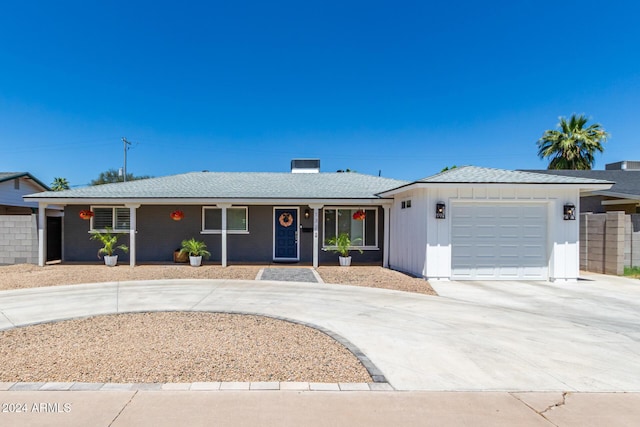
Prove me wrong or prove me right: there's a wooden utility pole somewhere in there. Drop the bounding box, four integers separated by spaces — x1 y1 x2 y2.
122 137 132 182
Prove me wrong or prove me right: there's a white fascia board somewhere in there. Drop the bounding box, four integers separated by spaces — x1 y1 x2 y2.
376 183 422 197
22 197 394 206
590 190 640 200
601 198 640 205
378 182 613 197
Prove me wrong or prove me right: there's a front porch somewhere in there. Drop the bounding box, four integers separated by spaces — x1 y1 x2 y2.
36 203 392 269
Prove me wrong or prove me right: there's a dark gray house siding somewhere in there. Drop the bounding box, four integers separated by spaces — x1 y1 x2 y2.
64 204 385 265
65 205 131 262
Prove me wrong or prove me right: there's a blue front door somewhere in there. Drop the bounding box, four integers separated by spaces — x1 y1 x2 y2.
274 208 298 260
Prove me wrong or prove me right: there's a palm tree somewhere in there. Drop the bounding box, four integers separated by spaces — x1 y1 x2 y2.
537 114 609 170
51 177 70 191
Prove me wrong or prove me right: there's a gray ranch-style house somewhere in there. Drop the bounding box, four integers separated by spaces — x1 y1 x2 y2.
24 163 612 281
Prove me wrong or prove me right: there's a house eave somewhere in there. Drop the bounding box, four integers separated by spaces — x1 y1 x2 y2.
23 197 395 207
600 198 640 206
0 172 50 191
377 182 614 197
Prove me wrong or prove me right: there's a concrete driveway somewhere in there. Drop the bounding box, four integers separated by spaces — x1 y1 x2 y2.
0 273 639 392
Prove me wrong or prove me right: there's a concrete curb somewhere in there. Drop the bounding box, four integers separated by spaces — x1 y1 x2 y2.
0 381 394 392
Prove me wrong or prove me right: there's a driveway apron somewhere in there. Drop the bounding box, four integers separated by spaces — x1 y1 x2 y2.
0 276 639 392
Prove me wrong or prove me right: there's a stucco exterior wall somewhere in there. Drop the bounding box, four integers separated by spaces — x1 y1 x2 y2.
63 204 385 265
0 214 38 265
64 205 132 262
388 186 581 281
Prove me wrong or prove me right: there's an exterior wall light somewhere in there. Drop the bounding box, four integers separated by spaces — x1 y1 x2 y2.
436 203 446 219
304 209 310 219
563 203 576 220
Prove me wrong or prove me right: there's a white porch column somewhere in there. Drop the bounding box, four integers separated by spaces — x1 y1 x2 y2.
38 203 47 266
126 204 140 268
309 204 324 268
383 205 391 268
217 203 232 267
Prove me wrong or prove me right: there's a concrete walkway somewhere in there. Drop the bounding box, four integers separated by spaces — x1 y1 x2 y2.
1 276 640 391
1 275 640 425
1 390 639 426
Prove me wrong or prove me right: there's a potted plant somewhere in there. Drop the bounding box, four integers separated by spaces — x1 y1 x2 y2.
323 233 363 266
179 238 211 267
90 227 129 266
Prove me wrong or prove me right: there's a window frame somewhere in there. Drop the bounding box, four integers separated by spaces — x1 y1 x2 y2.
322 207 379 250
201 206 249 234
89 206 131 232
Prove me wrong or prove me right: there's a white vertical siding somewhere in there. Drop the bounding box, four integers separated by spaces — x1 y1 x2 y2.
389 185 581 281
389 189 428 276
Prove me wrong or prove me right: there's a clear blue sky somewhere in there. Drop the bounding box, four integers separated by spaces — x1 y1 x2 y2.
2 1 639 187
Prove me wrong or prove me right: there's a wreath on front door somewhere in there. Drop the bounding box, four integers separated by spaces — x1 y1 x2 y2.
279 212 294 227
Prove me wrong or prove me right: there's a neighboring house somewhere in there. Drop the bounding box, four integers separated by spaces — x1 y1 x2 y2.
523 161 640 214
0 172 62 265
24 162 612 281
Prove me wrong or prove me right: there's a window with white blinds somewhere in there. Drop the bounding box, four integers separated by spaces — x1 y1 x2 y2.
90 207 131 231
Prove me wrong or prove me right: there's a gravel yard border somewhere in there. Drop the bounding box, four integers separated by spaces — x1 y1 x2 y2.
0 264 437 295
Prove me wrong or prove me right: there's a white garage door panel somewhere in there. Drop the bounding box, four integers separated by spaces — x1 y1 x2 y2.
452 204 548 280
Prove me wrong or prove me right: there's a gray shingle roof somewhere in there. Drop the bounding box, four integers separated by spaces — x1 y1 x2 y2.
416 166 614 184
523 169 640 198
25 172 408 200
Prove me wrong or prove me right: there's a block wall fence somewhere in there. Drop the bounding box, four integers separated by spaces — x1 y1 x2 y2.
580 212 640 275
0 214 38 265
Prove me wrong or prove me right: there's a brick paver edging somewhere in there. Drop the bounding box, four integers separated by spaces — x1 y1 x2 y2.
0 381 394 392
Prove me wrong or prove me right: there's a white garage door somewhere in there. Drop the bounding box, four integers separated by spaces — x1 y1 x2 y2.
451 203 548 280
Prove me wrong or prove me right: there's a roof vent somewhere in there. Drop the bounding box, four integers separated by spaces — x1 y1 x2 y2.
291 159 320 173
605 161 640 171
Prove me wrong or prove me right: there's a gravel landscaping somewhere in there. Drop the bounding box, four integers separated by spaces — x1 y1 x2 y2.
0 312 371 383
317 266 436 295
0 264 437 295
0 264 434 384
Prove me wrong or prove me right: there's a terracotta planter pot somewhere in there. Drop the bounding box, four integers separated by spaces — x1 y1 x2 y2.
173 250 189 263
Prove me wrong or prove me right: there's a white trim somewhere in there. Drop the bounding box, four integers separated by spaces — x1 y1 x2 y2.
383 205 390 268
309 204 324 268
127 204 138 268
25 197 395 206
273 207 300 261
201 206 249 233
221 205 228 267
90 206 131 232
322 206 379 250
378 182 613 197
601 198 640 206
200 230 250 235
38 203 47 267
